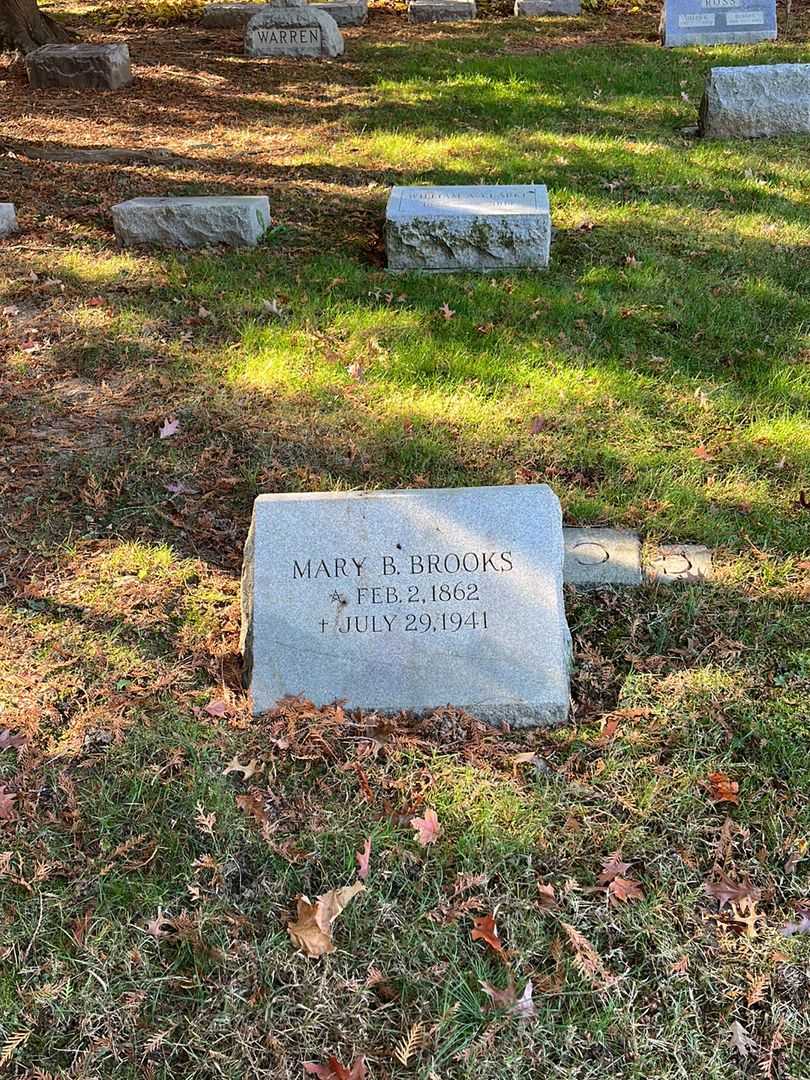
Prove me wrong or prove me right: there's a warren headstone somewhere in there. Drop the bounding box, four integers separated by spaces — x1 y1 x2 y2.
661 0 776 46
241 485 571 726
245 0 344 58
700 64 810 138
386 185 551 272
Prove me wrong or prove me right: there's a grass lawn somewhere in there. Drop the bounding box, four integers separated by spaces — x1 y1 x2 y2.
1 2 809 1076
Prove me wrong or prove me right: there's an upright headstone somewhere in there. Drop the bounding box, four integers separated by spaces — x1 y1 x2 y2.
661 0 776 47
515 0 580 14
700 64 810 138
241 485 571 727
202 0 367 28
25 44 133 90
245 0 344 58
0 204 17 239
386 184 551 272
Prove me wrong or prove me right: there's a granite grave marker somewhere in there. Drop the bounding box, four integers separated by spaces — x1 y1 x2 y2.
700 64 810 138
661 0 776 47
241 485 571 726
245 0 344 58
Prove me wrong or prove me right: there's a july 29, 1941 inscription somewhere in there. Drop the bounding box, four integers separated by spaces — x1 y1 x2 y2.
241 485 571 727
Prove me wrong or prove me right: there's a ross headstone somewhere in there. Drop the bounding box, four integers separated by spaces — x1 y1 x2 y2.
202 0 367 28
245 0 344 58
407 0 476 22
660 0 776 47
386 184 551 272
0 204 17 239
112 196 271 249
646 544 713 584
241 485 571 727
515 0 580 14
563 528 642 588
25 44 133 91
700 64 810 138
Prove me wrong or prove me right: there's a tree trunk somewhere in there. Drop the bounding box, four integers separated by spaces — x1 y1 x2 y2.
0 0 71 53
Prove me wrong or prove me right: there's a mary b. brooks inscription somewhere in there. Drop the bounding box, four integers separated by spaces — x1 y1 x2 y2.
240 485 571 727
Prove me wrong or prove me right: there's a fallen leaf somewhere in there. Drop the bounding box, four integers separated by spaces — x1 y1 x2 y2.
705 871 761 911
692 444 713 461
439 302 455 320
410 808 442 847
346 361 364 382
159 417 179 440
0 790 17 821
670 955 689 974
204 698 227 717
537 882 558 911
222 756 260 781
779 909 810 937
288 882 364 958
355 837 371 881
730 1019 755 1058
471 912 505 956
235 792 270 829
304 1058 366 1080
529 415 551 434
608 876 644 905
0 730 26 751
597 851 631 887
145 910 177 940
165 480 198 495
706 771 739 804
480 976 535 1021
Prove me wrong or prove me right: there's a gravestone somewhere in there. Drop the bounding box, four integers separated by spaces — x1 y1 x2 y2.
563 528 642 588
407 0 476 22
112 196 271 249
245 0 344 58
515 0 580 14
25 44 133 90
660 0 776 47
0 204 17 239
386 185 551 272
202 0 367 28
646 544 713 584
241 485 571 726
700 64 810 138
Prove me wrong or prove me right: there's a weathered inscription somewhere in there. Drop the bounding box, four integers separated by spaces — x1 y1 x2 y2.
662 0 775 44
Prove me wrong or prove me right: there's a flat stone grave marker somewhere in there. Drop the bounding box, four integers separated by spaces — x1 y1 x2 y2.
386 184 551 272
241 485 571 727
408 0 476 21
202 0 367 28
112 196 271 249
700 64 810 138
25 43 133 90
646 544 713 584
661 0 776 47
245 0 344 58
563 528 642 588
0 204 17 239
515 0 580 14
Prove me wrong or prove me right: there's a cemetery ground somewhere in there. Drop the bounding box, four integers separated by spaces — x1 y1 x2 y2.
1 1 810 1076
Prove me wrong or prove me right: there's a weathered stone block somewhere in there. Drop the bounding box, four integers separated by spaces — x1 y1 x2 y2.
407 0 476 22
0 204 17 239
386 184 551 272
25 44 133 91
646 544 713 584
515 0 580 14
203 0 366 28
700 64 810 138
112 196 271 249
241 484 571 727
563 528 642 588
661 0 776 47
245 1 344 57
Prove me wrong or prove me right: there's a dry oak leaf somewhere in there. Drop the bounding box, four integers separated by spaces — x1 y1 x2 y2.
159 416 179 440
411 808 442 847
144 910 178 940
439 302 455 320
222 756 260 781
288 881 364 958
304 1058 366 1080
707 771 740 805
0 729 26 751
730 1019 755 1058
471 912 505 956
0 790 17 822
355 837 372 881
537 882 559 911
704 871 761 911
608 876 644 906
480 977 536 1021
597 851 631 887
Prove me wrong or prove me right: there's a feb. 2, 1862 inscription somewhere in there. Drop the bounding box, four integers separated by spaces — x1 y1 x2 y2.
241 485 571 727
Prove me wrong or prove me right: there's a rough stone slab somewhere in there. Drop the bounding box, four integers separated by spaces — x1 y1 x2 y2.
661 0 776 47
645 544 713 584
386 185 550 272
563 528 642 588
515 0 580 14
700 64 810 139
112 196 271 249
241 484 571 727
407 0 476 22
0 204 17 239
25 44 133 91
245 2 344 57
202 1 366 28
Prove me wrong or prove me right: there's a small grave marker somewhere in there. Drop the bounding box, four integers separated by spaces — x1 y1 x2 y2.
241 485 571 726
386 184 551 272
112 196 271 249
245 0 344 58
700 64 810 138
660 0 776 47
407 0 476 21
515 0 580 14
563 528 642 588
25 43 133 91
0 204 17 239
